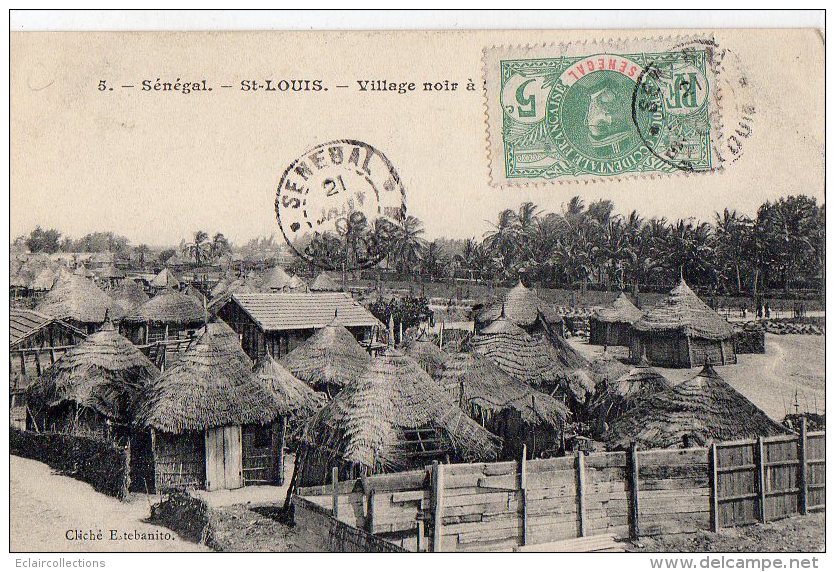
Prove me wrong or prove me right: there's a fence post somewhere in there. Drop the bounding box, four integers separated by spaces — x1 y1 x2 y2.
431 461 445 552
365 490 375 534
331 466 340 519
628 441 640 540
576 450 587 537
798 417 808 515
756 437 767 523
710 443 720 532
519 445 528 546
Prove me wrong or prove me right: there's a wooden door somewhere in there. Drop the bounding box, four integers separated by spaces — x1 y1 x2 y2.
205 426 243 490
223 425 243 489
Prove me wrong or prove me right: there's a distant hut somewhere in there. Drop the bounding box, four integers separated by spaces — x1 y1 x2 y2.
135 322 280 491
587 356 672 437
606 360 790 449
150 267 181 293
96 264 126 289
309 272 341 292
295 351 500 486
474 280 563 335
31 266 59 294
403 332 446 377
589 292 643 346
121 289 206 345
110 281 150 316
37 274 122 333
253 356 325 485
630 279 736 368
279 316 371 396
27 319 158 439
263 266 306 292
471 312 592 407
436 352 569 459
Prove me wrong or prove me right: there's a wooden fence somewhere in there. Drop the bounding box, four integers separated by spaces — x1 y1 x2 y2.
712 423 825 529
297 427 824 552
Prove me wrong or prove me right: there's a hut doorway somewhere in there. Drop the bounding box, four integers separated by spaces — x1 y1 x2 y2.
242 423 282 486
205 426 243 491
129 430 156 494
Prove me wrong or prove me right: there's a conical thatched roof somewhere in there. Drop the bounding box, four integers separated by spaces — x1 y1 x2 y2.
27 321 159 422
254 355 324 419
37 274 121 324
403 333 446 377
151 267 180 289
110 281 150 315
594 292 643 324
123 289 205 325
136 321 280 433
476 281 561 328
309 272 341 292
436 352 569 429
279 319 370 392
588 357 672 428
263 266 307 291
606 362 790 449
210 274 233 299
298 351 501 471
632 279 733 339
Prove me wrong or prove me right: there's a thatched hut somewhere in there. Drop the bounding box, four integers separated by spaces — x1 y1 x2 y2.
263 266 306 292
121 289 206 345
135 321 281 491
630 279 736 368
27 320 158 437
254 356 324 484
587 356 671 437
295 351 500 486
606 361 790 449
279 317 371 396
436 352 569 459
589 292 643 346
110 281 150 316
474 280 563 335
471 314 592 407
150 267 181 292
96 264 126 289
403 332 446 377
309 272 341 292
37 274 122 333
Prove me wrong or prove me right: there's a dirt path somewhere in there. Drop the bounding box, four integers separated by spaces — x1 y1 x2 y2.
10 455 206 552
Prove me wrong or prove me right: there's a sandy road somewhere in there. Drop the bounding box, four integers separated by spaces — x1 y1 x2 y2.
10 455 207 552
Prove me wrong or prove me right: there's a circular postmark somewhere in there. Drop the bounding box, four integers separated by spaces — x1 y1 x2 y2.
631 46 713 173
275 140 406 271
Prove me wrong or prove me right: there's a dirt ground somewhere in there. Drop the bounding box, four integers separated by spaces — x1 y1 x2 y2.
206 503 305 552
10 455 206 552
627 513 825 552
571 334 825 421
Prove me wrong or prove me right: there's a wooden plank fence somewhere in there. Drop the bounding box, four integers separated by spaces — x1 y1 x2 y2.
713 420 825 529
297 428 825 552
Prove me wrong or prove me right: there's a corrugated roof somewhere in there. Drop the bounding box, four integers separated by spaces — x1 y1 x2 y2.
10 308 85 346
230 292 383 332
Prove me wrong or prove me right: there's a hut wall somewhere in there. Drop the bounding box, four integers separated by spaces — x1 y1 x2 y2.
690 337 737 366
152 431 206 490
734 330 766 354
631 332 691 368
590 320 632 347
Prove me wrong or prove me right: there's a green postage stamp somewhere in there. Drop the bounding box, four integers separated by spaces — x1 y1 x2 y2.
483 39 723 184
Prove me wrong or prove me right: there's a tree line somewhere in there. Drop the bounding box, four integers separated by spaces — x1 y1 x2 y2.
12 193 824 298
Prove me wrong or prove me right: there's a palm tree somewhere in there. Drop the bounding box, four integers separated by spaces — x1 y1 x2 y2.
183 230 210 267
390 216 427 274
714 209 753 293
483 209 519 278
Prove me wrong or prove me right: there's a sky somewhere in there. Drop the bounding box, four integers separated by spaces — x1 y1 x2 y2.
10 30 824 248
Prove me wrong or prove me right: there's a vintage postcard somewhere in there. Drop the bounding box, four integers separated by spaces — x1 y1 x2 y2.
7 12 826 560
